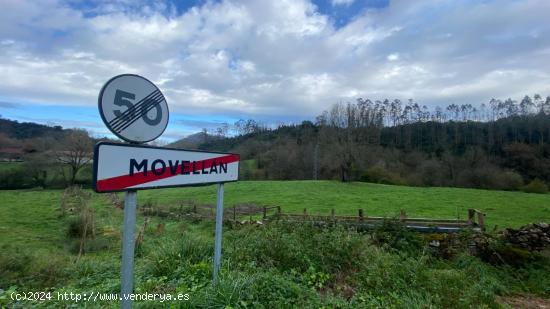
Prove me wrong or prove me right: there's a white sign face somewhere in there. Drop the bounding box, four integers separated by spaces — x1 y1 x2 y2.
93 142 240 192
98 74 169 143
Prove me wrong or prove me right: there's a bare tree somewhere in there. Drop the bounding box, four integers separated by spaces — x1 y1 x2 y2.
215 122 229 137
56 130 94 185
234 119 246 135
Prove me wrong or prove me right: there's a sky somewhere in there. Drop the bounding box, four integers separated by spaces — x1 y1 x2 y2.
1 0 550 141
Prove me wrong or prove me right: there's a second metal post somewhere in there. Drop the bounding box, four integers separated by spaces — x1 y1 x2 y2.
213 183 224 283
121 190 137 309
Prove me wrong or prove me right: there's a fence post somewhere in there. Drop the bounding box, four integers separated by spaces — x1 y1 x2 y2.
262 207 267 220
331 208 335 220
467 209 475 225
358 209 364 222
477 212 486 231
303 208 307 216
399 209 406 221
233 206 236 223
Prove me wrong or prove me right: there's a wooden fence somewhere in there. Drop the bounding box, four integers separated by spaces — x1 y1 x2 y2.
140 201 486 233
262 207 486 233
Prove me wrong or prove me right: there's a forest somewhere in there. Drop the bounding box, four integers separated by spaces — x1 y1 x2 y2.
196 94 550 192
2 94 550 192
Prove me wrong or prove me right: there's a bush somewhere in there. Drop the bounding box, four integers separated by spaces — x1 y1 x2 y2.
66 215 95 238
0 247 33 286
144 234 212 277
360 166 405 185
456 167 524 191
418 160 445 186
0 168 33 189
68 256 120 289
0 247 69 288
495 171 524 191
371 219 423 254
227 223 371 275
522 178 549 194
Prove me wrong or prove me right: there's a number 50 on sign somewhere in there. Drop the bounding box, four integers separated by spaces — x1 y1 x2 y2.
98 74 169 143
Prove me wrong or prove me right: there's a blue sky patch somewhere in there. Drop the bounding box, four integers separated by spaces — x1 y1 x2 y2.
313 0 389 28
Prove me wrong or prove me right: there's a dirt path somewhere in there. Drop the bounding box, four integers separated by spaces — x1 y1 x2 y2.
498 295 550 308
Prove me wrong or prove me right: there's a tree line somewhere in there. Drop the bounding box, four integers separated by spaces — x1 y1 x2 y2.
0 118 97 189
199 94 550 192
2 94 550 192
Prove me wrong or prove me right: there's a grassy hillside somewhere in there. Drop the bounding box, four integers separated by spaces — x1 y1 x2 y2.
1 181 549 307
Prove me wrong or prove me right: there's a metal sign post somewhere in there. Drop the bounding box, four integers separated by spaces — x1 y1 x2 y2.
121 190 137 309
213 183 224 283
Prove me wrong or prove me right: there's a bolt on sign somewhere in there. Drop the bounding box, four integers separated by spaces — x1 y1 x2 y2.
94 74 239 308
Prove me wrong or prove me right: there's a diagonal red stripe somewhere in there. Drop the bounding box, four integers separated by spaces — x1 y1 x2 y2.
96 154 239 192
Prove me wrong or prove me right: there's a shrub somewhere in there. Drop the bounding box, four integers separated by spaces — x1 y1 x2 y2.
522 178 549 194
495 171 524 191
360 166 405 185
185 271 254 308
0 247 69 288
456 167 524 191
418 160 445 186
144 234 212 277
69 256 120 289
66 215 95 238
186 269 324 308
227 223 371 275
371 219 423 254
27 253 70 288
246 270 321 307
0 169 33 189
0 247 33 286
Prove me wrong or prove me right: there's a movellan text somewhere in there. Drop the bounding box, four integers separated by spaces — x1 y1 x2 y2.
129 159 228 176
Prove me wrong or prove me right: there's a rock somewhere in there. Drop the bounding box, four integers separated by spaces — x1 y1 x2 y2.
502 223 550 251
429 240 440 247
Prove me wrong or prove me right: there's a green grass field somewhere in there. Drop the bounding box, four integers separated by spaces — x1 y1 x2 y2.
1 180 549 252
0 190 63 249
1 181 549 245
1 181 549 307
141 181 550 229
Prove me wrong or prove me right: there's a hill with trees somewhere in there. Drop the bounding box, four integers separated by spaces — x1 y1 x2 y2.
0 117 97 188
2 94 550 192
172 94 550 192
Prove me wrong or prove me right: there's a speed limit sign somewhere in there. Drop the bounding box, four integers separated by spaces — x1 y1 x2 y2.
98 74 169 143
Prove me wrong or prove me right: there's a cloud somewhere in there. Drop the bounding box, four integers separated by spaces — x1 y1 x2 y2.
0 101 20 109
331 0 354 7
0 0 549 128
387 53 399 61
